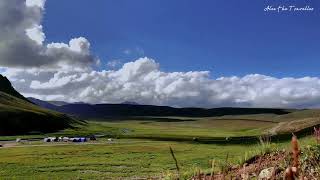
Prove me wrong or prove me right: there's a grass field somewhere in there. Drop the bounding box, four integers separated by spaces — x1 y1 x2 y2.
53 114 320 142
0 140 253 179
0 114 319 179
81 118 274 139
0 117 272 141
0 136 315 179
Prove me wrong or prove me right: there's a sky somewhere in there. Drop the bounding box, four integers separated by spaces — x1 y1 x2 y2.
0 0 320 108
43 0 320 77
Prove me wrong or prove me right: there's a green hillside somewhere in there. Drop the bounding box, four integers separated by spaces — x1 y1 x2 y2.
0 92 77 135
0 75 30 102
0 75 78 135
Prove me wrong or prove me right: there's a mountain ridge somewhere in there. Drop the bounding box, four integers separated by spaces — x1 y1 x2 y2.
0 75 30 102
0 75 77 135
28 97 294 119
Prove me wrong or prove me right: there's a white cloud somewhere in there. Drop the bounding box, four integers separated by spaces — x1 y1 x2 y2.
123 49 131 55
69 37 91 54
107 60 122 69
26 0 46 9
25 25 45 45
122 47 145 56
0 0 98 69
4 57 320 108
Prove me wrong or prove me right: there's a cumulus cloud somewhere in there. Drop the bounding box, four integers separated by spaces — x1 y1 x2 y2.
3 57 320 108
107 60 122 69
1 0 320 108
25 25 45 45
0 0 98 69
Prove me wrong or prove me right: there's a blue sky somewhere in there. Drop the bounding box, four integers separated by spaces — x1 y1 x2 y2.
42 0 320 78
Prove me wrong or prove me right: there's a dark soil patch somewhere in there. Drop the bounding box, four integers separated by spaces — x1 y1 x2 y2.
192 145 320 179
192 151 287 179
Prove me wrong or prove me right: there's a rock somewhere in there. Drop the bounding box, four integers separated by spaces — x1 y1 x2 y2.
241 173 249 180
231 164 240 170
258 167 274 180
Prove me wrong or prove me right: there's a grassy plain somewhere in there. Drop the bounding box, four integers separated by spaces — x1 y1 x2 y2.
0 136 315 179
0 140 253 179
0 117 275 141
0 113 319 179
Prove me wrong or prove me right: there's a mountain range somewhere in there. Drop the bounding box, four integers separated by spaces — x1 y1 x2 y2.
28 97 293 119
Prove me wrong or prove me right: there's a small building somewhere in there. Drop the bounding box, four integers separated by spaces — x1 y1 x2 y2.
89 135 96 141
62 137 69 142
43 137 57 142
70 137 87 142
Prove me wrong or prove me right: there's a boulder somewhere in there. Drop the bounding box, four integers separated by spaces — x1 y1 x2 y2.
258 167 274 180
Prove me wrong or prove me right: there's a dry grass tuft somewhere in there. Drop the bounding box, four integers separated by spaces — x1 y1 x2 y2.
291 134 300 168
314 127 320 144
284 134 300 179
169 146 180 179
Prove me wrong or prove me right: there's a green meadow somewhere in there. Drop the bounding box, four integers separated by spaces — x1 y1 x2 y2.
0 115 318 179
0 140 255 179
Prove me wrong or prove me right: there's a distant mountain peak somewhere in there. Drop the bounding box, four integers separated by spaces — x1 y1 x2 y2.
121 101 140 105
0 74 30 102
0 74 10 86
47 100 69 106
48 100 87 106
